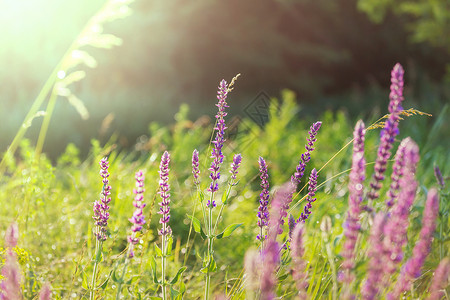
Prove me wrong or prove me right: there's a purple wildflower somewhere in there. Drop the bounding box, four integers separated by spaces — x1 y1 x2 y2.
383 138 419 276
427 258 450 300
341 120 366 286
229 154 242 181
291 223 308 298
207 79 229 207
260 183 294 300
5 222 18 248
257 157 270 241
291 121 322 186
128 170 146 258
1 223 22 300
269 182 296 237
260 238 279 300
93 157 111 241
39 283 52 300
388 188 440 300
244 249 261 297
192 149 200 185
385 138 408 208
434 165 445 189
367 63 405 204
361 213 387 300
158 151 171 236
298 169 318 223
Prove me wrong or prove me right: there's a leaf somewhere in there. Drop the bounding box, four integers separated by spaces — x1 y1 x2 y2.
198 190 205 204
62 71 86 86
95 248 103 263
166 236 173 256
150 256 159 284
80 34 123 49
201 256 217 273
67 50 98 69
22 111 46 129
187 215 207 239
149 297 162 300
99 271 112 290
67 94 90 120
169 267 187 285
111 268 122 284
155 244 163 257
221 189 230 205
81 269 90 290
277 273 289 281
216 223 243 239
170 286 181 300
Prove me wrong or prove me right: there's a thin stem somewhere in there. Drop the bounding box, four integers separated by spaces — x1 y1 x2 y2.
213 184 233 235
90 238 103 300
34 87 58 159
161 233 167 300
115 256 129 300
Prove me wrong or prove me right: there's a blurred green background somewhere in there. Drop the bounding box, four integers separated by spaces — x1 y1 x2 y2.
1 0 449 159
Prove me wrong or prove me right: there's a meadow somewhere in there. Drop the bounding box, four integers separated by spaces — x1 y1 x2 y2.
0 60 449 299
1 1 449 299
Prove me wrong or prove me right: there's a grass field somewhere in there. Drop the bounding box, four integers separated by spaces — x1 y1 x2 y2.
0 61 449 299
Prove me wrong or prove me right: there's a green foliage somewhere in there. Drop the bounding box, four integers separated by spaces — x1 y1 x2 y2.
0 89 447 298
358 0 450 50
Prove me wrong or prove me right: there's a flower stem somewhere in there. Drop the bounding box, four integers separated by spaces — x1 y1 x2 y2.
90 238 103 300
115 256 129 300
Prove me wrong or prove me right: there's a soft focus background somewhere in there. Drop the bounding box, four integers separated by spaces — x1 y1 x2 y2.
1 0 449 158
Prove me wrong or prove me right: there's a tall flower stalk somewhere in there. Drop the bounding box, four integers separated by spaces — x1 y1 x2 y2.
367 63 405 207
382 138 419 278
341 120 366 298
385 138 408 208
90 157 111 300
158 151 171 300
116 171 145 300
388 188 440 300
291 223 308 298
0 223 22 300
260 182 296 300
427 258 450 300
361 213 387 300
297 168 318 223
257 157 270 245
204 79 229 299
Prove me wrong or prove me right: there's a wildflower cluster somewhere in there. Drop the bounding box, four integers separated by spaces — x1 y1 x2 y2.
127 170 146 258
93 157 111 241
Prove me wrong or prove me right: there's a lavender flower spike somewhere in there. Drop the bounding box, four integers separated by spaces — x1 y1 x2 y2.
230 154 242 181
361 213 387 300
298 168 318 223
434 165 445 188
260 182 295 299
383 138 419 277
207 79 230 207
427 258 450 300
368 63 405 203
158 151 172 236
388 188 440 300
385 138 408 208
128 170 146 258
192 149 200 185
257 157 270 241
93 157 112 241
291 121 322 186
291 223 308 298
39 283 52 300
1 223 23 300
341 120 366 288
